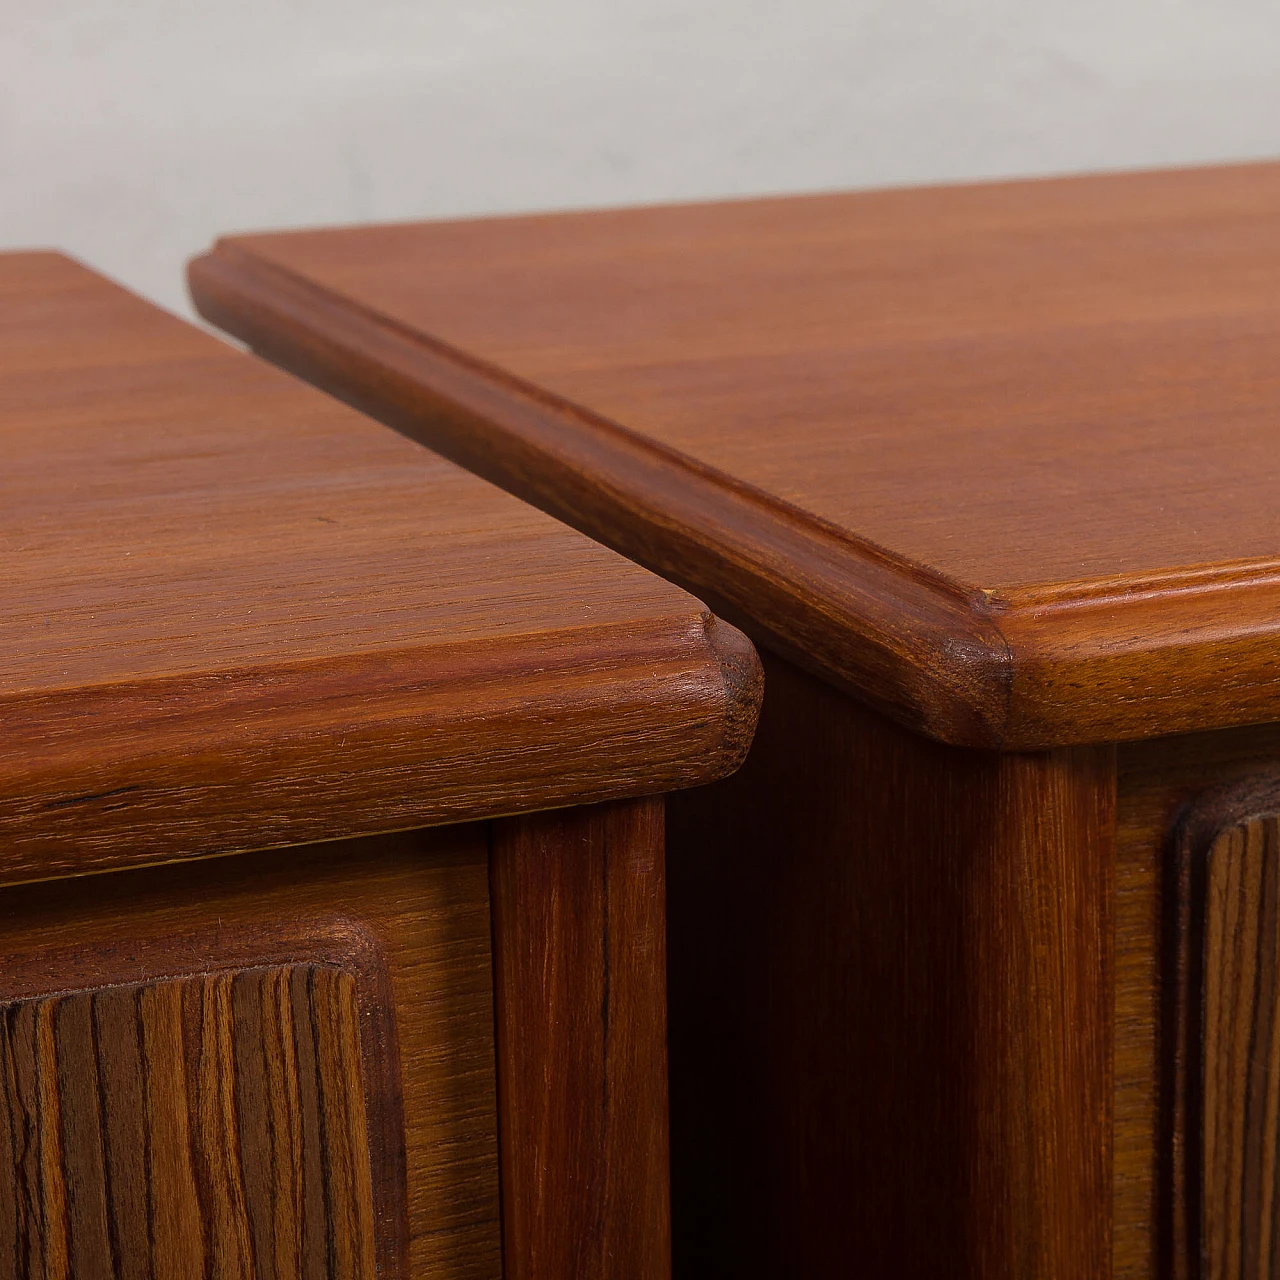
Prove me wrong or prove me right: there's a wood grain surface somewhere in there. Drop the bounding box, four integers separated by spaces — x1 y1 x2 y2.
0 964 377 1280
0 251 761 885
491 798 670 1280
191 161 1280 748
664 652 1113 1279
0 826 502 1280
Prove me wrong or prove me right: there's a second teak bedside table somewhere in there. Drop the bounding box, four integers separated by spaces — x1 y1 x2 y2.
191 161 1280 1280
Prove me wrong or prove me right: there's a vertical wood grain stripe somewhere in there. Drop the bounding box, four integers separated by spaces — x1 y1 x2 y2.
491 797 671 1280
0 965 375 1279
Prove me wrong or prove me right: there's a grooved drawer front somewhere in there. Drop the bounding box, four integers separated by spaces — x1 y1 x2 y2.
1162 776 1280 1280
1200 817 1280 1280
0 965 377 1280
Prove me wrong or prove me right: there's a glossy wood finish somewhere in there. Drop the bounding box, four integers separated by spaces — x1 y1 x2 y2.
0 964 378 1280
0 827 498 1279
491 797 669 1280
665 652 1113 1279
0 251 760 885
191 161 1280 748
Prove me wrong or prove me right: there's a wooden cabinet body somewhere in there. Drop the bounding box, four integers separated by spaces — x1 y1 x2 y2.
190 161 1280 1276
668 652 1269 1278
0 254 761 1279
669 667 1280 1279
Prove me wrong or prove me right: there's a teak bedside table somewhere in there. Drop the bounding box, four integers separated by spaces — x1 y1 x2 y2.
0 252 760 1280
192 160 1280 1280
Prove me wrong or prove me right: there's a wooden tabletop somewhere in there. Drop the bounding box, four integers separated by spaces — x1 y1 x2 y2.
1 252 759 884
192 161 1280 749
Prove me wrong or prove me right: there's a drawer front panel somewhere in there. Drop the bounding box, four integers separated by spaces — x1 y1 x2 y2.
1117 732 1280 1279
1195 817 1280 1280
1171 783 1280 1280
0 825 501 1280
1 965 375 1280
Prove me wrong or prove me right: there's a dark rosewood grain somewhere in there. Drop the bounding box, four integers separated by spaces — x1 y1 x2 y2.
490 797 670 1280
0 965 378 1280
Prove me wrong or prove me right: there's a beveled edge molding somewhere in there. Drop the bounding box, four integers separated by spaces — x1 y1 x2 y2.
0 913 406 1280
0 611 760 885
191 241 1280 750
1168 773 1280 1280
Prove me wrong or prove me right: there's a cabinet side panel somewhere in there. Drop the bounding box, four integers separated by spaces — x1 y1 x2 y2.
666 650 1114 1280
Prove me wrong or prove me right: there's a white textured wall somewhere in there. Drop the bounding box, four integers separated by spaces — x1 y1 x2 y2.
3 0 1278 317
